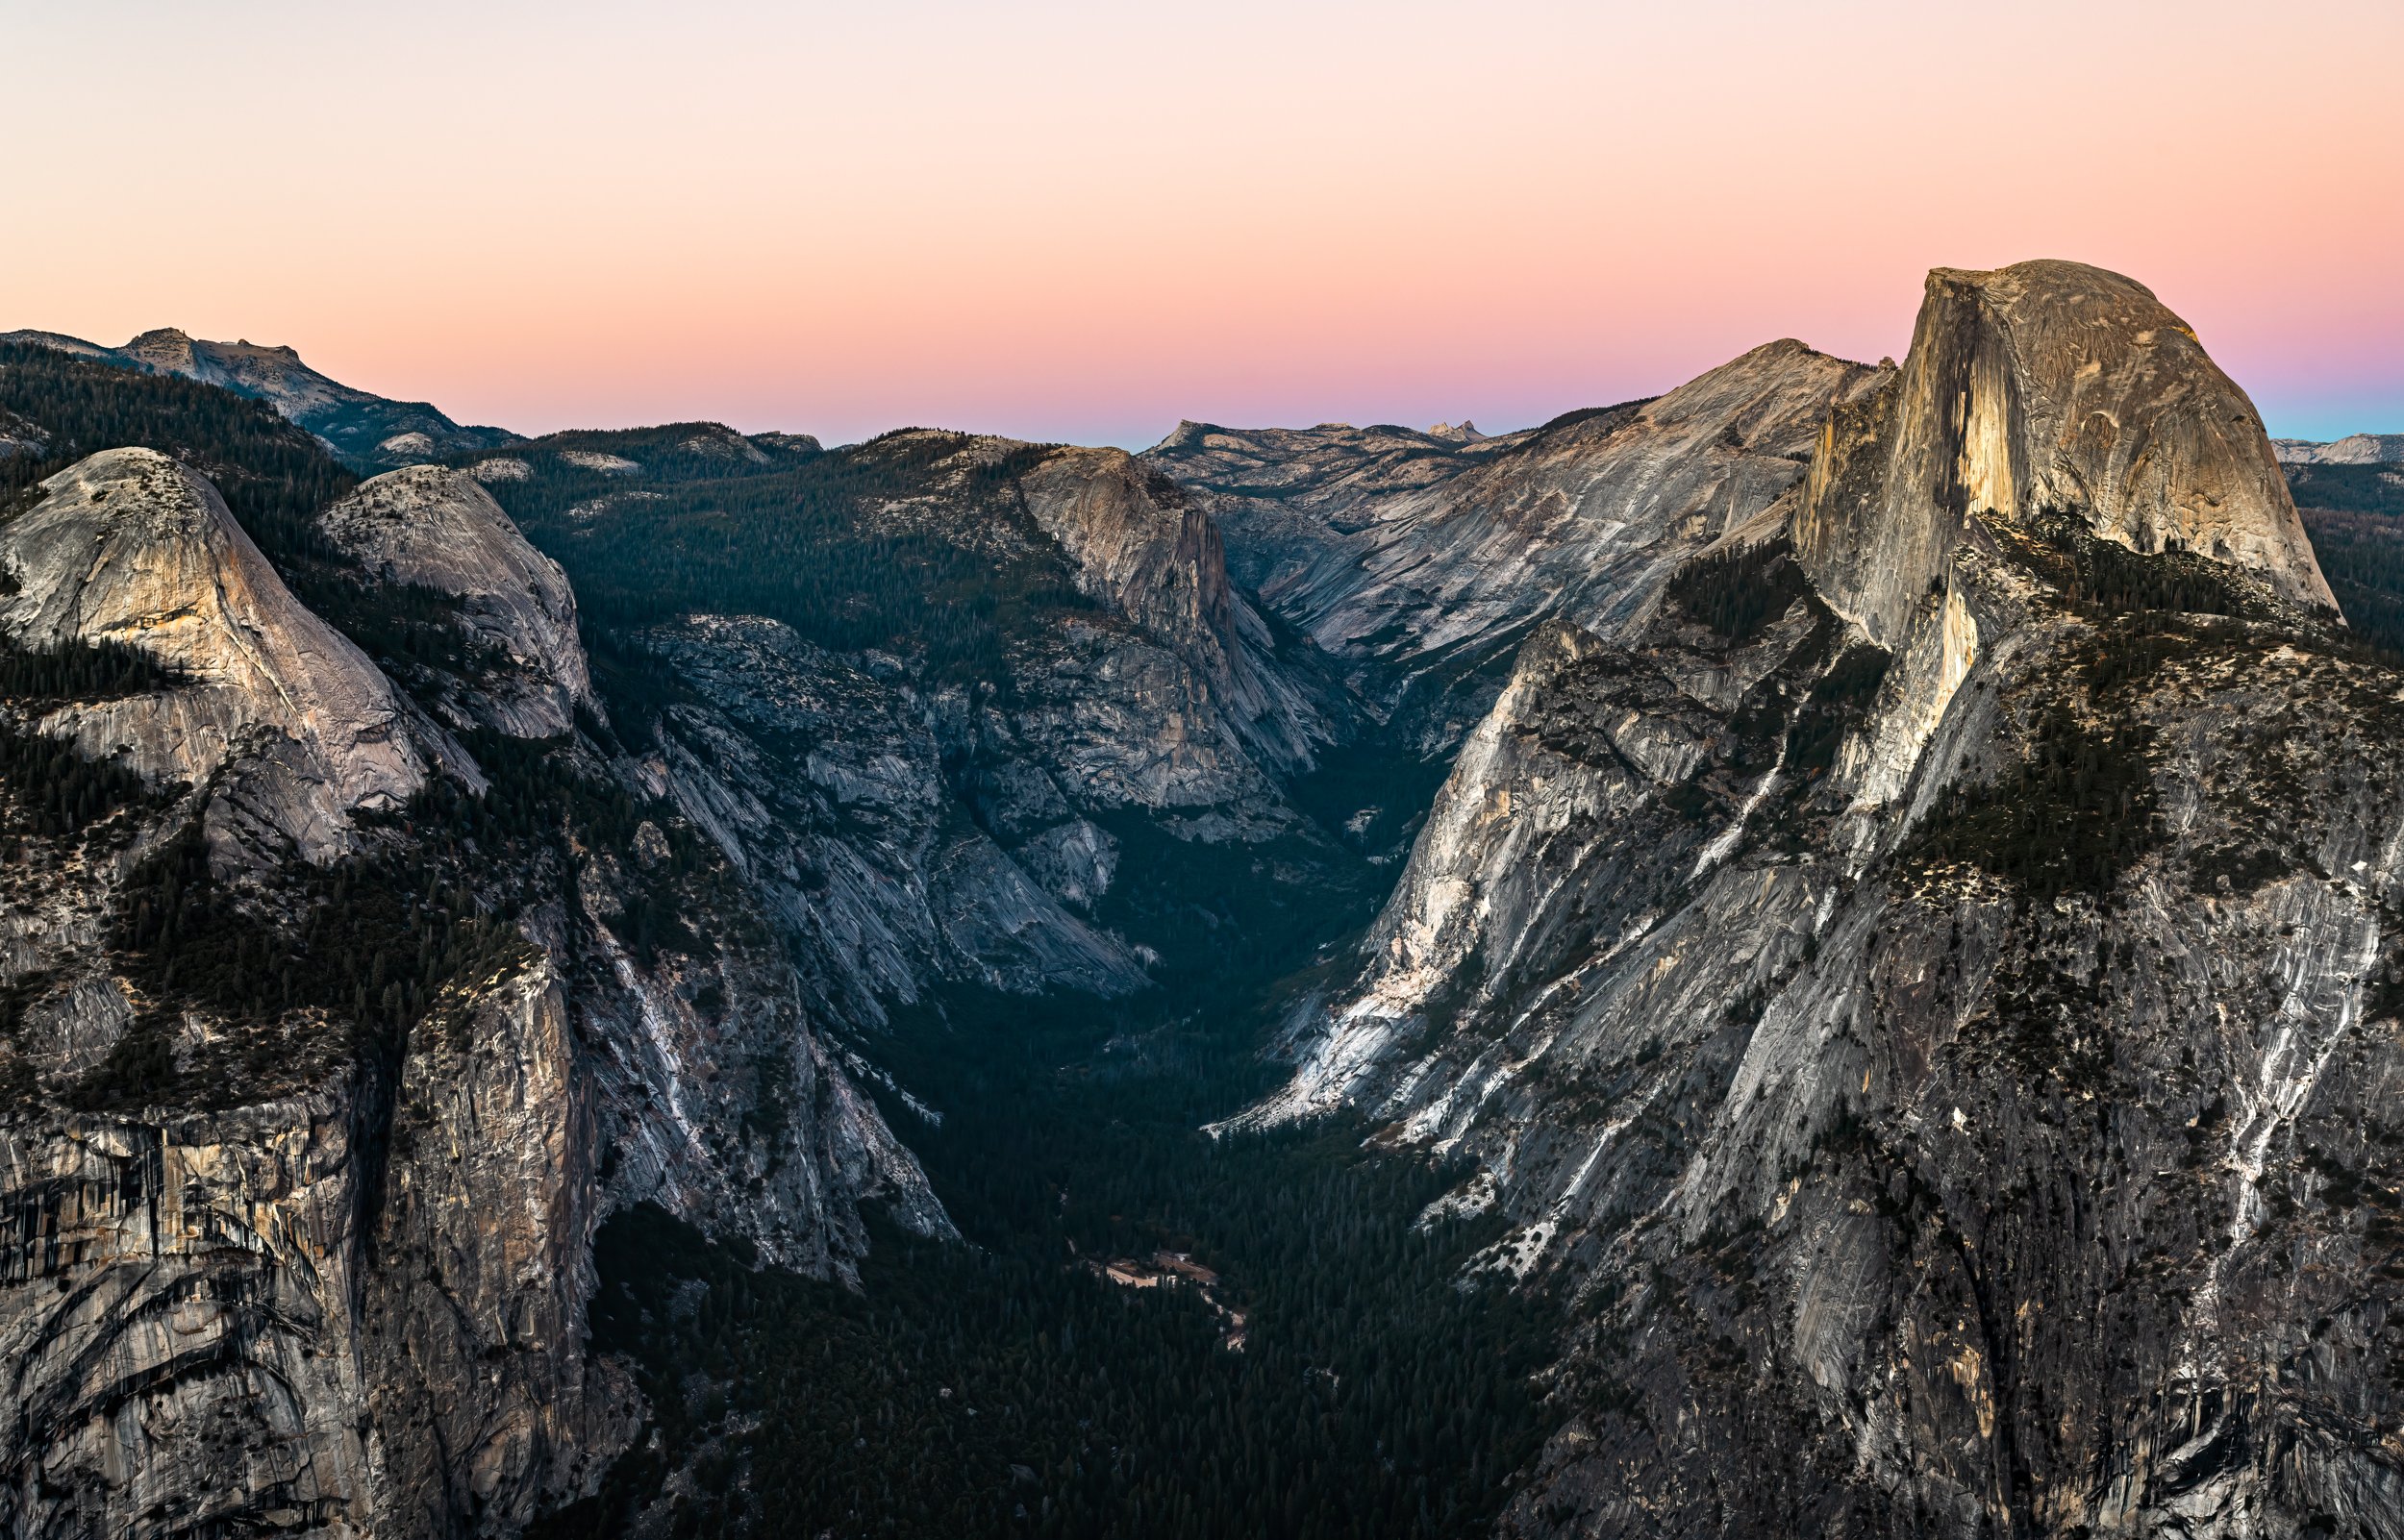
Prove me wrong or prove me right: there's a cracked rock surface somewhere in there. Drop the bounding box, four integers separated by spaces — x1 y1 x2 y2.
0 447 435 862
0 447 942 1538
320 465 593 737
1248 261 2404 1538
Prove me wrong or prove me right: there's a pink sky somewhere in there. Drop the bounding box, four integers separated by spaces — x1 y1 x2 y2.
7 1 2399 447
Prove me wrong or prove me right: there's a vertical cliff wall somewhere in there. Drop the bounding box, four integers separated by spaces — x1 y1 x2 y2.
0 446 944 1539
1251 261 2403 1538
1796 261 2334 644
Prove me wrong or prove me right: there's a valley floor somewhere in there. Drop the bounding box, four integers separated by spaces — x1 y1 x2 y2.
536 965 1563 1540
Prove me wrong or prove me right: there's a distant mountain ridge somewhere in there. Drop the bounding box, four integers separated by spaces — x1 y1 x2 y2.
1144 341 1888 756
0 326 521 472
2276 431 2404 465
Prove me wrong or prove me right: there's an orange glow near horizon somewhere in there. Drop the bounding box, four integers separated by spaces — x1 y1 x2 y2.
6 1 2400 447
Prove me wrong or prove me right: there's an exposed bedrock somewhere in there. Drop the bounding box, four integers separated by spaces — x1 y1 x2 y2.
0 448 441 862
1796 259 2335 644
320 465 593 737
1251 261 2403 1538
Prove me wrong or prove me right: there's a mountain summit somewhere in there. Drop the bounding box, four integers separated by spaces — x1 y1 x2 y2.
1242 260 2401 1536
1796 260 2335 642
2276 431 2404 465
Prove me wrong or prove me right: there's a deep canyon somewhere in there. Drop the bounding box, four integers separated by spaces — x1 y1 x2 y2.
3 261 2403 1540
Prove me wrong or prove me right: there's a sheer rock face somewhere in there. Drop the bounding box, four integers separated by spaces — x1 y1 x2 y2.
557 804 957 1269
0 1094 380 1538
0 448 434 860
1253 262 2404 1537
360 960 639 1535
0 956 799 1540
0 456 942 1537
1021 447 1329 775
1140 418 1518 600
641 613 1147 1026
1147 342 1889 751
1797 260 2335 645
0 938 928 1540
321 465 594 737
0 971 631 1540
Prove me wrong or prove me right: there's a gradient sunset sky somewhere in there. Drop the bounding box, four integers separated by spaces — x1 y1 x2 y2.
8 1 2400 448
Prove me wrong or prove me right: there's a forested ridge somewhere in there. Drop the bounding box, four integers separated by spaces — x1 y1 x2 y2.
2290 460 2404 656
472 429 1101 691
0 340 357 566
494 421 815 482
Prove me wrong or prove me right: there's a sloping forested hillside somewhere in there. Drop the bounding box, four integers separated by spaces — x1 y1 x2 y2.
2290 459 2404 654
